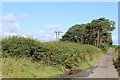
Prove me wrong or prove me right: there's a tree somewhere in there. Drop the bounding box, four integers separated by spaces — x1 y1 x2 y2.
61 17 115 47
62 24 86 43
90 17 115 47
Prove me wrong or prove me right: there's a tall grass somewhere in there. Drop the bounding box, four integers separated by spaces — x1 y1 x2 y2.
2 57 64 78
41 41 103 69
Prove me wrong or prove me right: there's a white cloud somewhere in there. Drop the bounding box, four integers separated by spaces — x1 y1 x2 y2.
1 14 62 42
3 32 18 37
2 13 16 23
21 32 33 38
112 32 118 45
45 24 60 30
39 30 45 34
2 13 21 33
29 24 62 41
34 30 55 42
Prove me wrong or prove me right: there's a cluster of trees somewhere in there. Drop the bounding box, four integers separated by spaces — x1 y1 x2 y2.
61 17 115 47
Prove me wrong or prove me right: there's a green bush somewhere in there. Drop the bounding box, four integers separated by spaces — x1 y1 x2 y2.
98 43 109 52
113 45 120 76
2 36 48 59
112 45 120 52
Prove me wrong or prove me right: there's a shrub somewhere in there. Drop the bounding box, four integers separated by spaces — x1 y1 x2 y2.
98 43 109 52
1 36 48 59
112 45 120 52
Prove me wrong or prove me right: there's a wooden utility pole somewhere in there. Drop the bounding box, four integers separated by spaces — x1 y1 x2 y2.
54 31 58 41
54 31 63 41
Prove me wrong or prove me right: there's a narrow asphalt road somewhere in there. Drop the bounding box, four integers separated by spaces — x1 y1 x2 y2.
61 49 119 78
88 49 118 78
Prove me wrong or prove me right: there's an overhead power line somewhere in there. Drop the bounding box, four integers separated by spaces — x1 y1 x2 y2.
54 31 63 41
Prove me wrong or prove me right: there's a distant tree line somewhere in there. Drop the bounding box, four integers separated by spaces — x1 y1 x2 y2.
61 17 115 47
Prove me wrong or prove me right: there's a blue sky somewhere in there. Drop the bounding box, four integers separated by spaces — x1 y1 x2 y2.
2 2 118 45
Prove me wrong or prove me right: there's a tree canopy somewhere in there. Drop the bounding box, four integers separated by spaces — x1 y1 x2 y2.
61 17 115 47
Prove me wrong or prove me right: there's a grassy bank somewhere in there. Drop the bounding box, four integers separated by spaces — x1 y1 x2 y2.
2 36 104 78
2 57 64 78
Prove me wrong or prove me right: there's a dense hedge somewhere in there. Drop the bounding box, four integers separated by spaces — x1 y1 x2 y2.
2 36 48 59
2 36 103 69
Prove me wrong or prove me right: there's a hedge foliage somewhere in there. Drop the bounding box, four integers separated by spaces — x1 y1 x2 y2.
2 36 48 58
2 36 103 69
113 45 120 76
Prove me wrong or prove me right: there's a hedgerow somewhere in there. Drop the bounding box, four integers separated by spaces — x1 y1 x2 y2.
2 36 103 69
2 36 48 58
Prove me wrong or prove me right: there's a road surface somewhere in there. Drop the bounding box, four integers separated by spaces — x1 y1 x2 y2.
88 49 118 78
61 49 119 78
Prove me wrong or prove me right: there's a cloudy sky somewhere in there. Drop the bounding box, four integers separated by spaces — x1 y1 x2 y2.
1 2 118 45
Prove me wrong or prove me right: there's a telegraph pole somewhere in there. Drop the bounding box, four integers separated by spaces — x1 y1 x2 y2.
54 31 63 41
54 31 58 41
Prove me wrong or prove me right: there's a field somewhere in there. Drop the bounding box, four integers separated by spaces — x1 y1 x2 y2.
2 36 104 78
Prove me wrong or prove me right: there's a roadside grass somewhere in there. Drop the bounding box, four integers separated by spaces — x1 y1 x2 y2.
2 53 103 78
113 47 120 76
2 57 64 78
